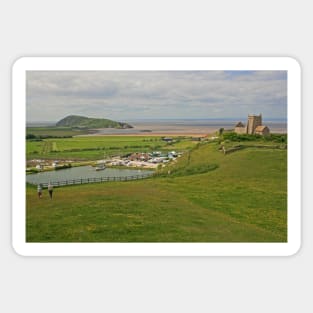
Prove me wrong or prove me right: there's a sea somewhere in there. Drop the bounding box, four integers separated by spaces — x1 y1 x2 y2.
27 118 287 135
91 118 287 135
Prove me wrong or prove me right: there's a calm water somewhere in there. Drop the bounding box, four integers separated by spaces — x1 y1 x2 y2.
26 166 153 185
83 119 287 135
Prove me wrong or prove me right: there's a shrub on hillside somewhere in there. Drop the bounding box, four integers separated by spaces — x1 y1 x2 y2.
223 132 287 143
223 132 262 141
26 134 37 139
158 163 218 177
264 134 287 143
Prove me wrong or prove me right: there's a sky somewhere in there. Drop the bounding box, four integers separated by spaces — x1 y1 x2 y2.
26 70 287 122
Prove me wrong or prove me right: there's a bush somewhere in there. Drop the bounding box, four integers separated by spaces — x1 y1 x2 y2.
223 132 262 142
222 132 287 144
264 134 287 143
55 164 72 170
26 134 37 139
159 163 218 177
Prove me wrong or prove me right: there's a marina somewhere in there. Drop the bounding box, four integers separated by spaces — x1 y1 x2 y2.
26 165 154 186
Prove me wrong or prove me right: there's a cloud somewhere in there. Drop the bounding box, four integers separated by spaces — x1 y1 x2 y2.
26 70 287 121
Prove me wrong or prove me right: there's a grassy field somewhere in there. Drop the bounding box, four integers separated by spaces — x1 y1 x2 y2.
26 140 287 242
27 126 90 138
26 135 198 160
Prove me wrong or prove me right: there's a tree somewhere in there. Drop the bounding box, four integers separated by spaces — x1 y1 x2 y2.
26 133 36 139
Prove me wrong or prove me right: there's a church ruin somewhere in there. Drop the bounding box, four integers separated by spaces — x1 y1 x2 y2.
234 114 270 136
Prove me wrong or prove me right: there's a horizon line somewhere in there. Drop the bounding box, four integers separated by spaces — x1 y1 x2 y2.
27 117 288 125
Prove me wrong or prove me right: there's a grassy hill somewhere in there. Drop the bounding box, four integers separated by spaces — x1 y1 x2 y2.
56 115 133 129
26 140 287 242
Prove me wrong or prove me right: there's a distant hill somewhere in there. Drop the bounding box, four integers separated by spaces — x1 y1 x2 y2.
56 115 133 129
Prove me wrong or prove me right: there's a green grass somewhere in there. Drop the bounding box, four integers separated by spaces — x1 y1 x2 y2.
26 136 198 160
26 127 90 137
26 141 287 242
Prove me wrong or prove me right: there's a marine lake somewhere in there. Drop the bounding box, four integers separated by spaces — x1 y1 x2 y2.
26 166 154 185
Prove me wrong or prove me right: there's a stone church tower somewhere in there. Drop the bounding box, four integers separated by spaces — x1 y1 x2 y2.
246 114 262 134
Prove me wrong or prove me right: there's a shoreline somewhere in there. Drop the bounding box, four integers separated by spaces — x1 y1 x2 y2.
80 121 287 136
78 132 211 137
77 128 287 137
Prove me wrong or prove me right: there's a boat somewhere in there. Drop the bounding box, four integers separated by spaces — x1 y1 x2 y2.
95 163 105 171
95 154 106 171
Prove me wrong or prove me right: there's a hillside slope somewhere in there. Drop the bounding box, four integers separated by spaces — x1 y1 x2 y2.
56 115 133 129
26 141 287 242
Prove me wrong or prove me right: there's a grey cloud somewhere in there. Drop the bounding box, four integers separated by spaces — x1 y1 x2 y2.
26 70 287 122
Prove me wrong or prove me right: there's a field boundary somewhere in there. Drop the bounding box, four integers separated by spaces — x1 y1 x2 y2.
29 172 154 188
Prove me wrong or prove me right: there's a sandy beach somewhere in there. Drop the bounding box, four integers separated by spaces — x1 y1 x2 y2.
85 119 287 136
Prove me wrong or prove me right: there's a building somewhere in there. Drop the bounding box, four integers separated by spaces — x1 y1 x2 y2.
246 114 262 134
234 122 246 134
255 125 270 136
234 114 270 136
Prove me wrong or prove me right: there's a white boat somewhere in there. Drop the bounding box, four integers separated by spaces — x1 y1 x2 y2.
95 154 107 171
95 163 105 171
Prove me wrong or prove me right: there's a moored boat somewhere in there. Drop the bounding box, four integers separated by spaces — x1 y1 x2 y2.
95 163 105 171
